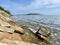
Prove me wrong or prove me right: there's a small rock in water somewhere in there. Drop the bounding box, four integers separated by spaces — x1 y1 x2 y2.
38 26 50 36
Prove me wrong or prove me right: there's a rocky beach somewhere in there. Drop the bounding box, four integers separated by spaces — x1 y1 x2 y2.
0 8 60 45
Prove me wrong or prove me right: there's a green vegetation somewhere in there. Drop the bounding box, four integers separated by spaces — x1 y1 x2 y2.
0 6 11 14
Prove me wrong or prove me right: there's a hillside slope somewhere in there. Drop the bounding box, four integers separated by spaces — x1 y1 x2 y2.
0 8 40 45
0 7 54 45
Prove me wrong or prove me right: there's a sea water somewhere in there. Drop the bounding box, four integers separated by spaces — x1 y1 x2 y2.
11 15 60 45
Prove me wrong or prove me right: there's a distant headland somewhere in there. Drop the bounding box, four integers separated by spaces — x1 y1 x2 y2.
26 13 40 15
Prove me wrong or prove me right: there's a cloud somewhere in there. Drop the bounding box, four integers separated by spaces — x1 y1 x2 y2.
0 0 60 14
12 0 60 11
1 0 60 10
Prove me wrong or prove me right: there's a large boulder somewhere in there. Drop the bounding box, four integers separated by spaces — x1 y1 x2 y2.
38 26 50 37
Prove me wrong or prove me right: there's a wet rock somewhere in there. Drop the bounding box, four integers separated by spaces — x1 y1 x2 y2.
21 35 40 44
38 26 50 36
36 26 51 43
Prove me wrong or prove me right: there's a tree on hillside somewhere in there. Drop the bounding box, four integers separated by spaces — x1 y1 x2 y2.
0 6 11 14
0 6 4 10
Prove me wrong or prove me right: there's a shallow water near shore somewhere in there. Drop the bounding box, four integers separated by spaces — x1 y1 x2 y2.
11 15 60 45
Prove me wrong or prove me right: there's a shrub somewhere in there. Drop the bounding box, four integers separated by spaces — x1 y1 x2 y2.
0 6 11 14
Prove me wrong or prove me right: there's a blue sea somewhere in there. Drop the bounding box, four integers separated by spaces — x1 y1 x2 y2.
11 15 60 29
11 15 60 45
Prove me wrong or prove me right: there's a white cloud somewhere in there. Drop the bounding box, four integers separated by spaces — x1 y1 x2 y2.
13 0 60 10
51 0 60 4
1 0 60 14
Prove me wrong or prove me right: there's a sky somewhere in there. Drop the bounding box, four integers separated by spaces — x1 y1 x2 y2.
0 0 60 15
